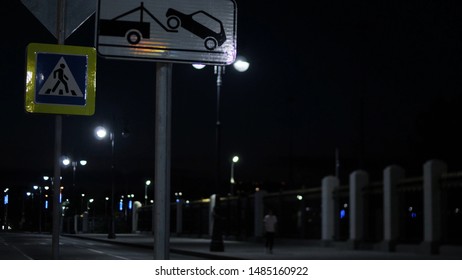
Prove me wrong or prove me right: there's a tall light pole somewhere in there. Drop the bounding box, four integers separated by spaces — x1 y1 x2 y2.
62 157 87 189
194 56 250 252
214 65 224 196
230 155 239 195
192 56 249 196
62 156 87 214
144 179 151 206
95 125 116 239
33 184 44 233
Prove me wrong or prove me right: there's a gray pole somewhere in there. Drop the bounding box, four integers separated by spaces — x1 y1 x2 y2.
154 62 172 259
210 66 225 252
51 0 65 260
108 131 116 239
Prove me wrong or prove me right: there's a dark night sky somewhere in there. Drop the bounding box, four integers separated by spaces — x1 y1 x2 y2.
2 0 462 202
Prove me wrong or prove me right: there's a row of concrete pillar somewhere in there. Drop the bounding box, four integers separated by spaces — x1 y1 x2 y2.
319 159 446 254
131 159 446 254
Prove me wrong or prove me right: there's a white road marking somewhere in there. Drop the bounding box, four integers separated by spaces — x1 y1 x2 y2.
87 248 129 260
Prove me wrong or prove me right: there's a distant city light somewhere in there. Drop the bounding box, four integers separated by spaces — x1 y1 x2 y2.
340 209 346 219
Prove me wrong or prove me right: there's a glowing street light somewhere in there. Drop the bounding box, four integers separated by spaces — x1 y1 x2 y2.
230 155 239 195
232 56 250 72
144 179 152 206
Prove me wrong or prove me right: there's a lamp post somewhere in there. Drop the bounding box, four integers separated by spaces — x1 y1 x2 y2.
86 198 94 215
62 157 87 214
230 155 239 195
33 185 45 233
62 157 87 189
95 125 116 239
192 56 249 196
194 56 250 252
144 179 151 206
80 193 85 214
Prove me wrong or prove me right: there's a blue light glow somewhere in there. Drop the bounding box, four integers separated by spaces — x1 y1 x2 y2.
340 209 346 219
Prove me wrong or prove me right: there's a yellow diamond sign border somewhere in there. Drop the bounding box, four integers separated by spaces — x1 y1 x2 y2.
25 43 96 115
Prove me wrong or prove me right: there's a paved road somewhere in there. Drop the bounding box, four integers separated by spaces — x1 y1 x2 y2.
65 233 462 260
0 232 204 260
1 231 461 260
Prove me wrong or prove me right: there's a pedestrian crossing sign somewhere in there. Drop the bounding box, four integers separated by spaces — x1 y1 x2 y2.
25 43 96 115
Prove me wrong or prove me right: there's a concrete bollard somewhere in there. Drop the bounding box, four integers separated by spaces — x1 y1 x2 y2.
382 165 405 251
348 170 369 249
322 175 339 245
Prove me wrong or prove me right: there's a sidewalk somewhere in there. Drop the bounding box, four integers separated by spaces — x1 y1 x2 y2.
62 233 462 260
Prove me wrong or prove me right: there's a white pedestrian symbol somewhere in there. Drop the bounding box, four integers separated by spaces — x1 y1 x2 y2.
38 57 84 97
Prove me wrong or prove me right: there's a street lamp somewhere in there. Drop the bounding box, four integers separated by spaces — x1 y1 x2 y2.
193 56 250 252
33 185 44 233
62 156 87 212
144 179 151 206
230 155 239 195
86 198 94 211
232 56 250 72
192 57 250 195
62 157 87 189
94 125 116 239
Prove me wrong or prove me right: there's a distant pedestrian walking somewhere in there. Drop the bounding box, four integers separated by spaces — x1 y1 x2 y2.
263 209 277 254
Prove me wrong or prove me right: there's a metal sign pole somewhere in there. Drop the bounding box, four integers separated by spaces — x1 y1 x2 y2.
153 62 172 259
51 0 65 260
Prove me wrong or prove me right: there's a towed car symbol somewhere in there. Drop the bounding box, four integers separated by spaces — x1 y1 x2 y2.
166 8 227 50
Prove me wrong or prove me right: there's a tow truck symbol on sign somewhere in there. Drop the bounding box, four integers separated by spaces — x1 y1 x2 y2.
165 8 227 50
99 2 177 45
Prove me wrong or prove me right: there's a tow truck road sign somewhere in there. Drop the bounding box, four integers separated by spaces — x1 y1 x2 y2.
96 0 237 65
25 43 96 116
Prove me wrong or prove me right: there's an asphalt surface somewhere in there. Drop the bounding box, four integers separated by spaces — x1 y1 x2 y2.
63 233 462 260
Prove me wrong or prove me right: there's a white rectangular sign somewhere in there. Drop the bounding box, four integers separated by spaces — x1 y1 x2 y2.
96 0 237 65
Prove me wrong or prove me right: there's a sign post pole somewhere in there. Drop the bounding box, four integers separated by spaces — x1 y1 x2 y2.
22 0 96 260
153 62 172 260
51 0 65 260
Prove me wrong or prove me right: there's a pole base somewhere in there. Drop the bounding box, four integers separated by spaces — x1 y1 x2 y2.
107 233 116 239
